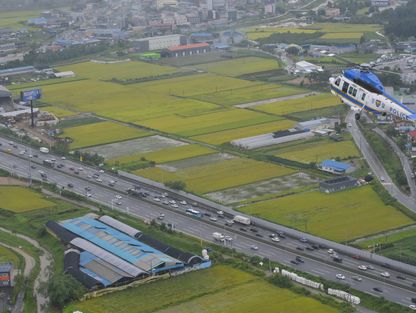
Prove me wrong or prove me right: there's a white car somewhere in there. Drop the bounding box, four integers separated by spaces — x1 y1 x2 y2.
327 249 334 254
180 200 187 205
115 201 122 205
115 195 122 199
225 235 233 241
99 169 104 173
336 274 345 280
358 265 367 271
217 210 224 216
271 237 280 242
380 271 390 278
154 197 161 202
96 178 103 182
61 156 66 160
250 245 258 250
209 216 218 222
158 213 165 220
169 200 176 204
78 167 83 171
163 201 169 205
86 193 92 197
19 150 25 155
171 204 179 208
409 304 416 310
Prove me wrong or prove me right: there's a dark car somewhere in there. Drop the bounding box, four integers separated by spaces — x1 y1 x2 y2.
67 183 74 188
396 275 406 280
74 170 79 174
352 255 361 260
84 187 91 192
203 212 211 217
373 287 383 293
296 246 305 251
306 246 314 251
381 263 391 269
295 256 304 263
240 228 247 232
412 282 416 288
249 228 258 233
290 260 299 265
412 298 416 304
299 237 308 243
255 233 263 238
311 244 319 249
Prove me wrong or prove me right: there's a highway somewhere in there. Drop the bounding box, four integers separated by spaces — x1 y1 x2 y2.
346 112 416 211
1 136 416 308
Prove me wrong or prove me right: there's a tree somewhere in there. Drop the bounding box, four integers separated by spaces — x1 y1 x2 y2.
286 46 300 55
47 274 85 308
165 180 186 190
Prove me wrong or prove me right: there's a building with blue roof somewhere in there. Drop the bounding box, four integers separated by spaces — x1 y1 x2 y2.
61 216 184 273
27 17 47 26
318 160 351 175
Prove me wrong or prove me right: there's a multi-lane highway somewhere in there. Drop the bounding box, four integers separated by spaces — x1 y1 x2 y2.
1 136 416 308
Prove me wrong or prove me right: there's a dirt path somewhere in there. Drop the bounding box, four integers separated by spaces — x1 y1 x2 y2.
0 228 52 313
234 92 319 108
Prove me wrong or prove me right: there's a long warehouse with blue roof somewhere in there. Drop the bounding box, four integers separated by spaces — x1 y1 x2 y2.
47 214 207 289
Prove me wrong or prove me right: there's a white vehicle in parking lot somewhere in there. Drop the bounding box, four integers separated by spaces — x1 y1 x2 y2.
358 265 367 271
380 271 390 278
336 274 345 280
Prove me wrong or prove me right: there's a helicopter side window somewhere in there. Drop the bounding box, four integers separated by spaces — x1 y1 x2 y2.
348 86 354 95
352 88 357 97
335 78 341 86
342 82 349 93
361 93 366 101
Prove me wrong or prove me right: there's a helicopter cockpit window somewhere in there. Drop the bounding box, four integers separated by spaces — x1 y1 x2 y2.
335 78 341 86
342 82 349 93
361 93 366 101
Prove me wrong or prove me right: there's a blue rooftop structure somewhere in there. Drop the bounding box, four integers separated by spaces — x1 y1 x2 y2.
27 17 47 26
319 160 350 174
61 216 184 273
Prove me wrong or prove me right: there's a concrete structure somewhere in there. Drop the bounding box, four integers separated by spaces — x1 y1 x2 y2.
294 61 323 73
0 85 11 99
325 7 340 17
156 0 178 9
295 118 339 131
371 0 391 7
319 176 358 193
163 43 210 57
0 66 35 77
318 160 350 175
53 71 75 78
130 34 186 52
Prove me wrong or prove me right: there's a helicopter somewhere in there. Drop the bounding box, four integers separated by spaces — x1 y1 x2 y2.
329 63 416 121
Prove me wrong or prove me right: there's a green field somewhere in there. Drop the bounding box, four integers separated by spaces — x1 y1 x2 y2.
193 84 306 106
61 121 150 149
135 157 295 194
58 61 179 81
42 106 77 118
274 140 360 164
65 265 340 313
0 186 54 212
192 120 296 145
109 144 216 165
0 246 21 267
195 57 279 76
138 109 280 137
245 28 318 40
240 186 413 241
357 227 416 249
0 10 41 28
256 93 338 115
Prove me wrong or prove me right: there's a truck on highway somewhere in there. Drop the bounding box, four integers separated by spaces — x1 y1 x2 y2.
39 147 49 154
43 159 54 167
332 254 343 263
212 232 225 242
233 215 251 226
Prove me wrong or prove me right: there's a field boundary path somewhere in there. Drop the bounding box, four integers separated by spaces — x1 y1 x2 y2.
0 227 52 313
373 127 416 199
234 91 319 108
0 240 35 313
346 112 416 212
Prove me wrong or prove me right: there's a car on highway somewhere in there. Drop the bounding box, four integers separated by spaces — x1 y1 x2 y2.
67 183 74 188
336 274 345 280
250 245 258 250
290 260 299 265
84 187 91 192
299 237 308 243
225 220 234 226
358 265 367 271
86 193 92 197
209 216 218 222
277 231 286 239
171 203 179 208
61 156 66 160
271 236 280 242
224 235 232 241
366 265 375 270
169 200 176 204
255 233 263 238
249 228 258 233
305 246 314 251
180 200 187 205
239 228 247 232
158 213 165 220
296 246 304 251
380 176 385 182
352 276 362 282
74 170 79 174
327 249 334 254
295 256 304 263
96 178 103 182
217 210 224 216
31 165 36 169
115 195 122 199
352 255 361 260
380 271 390 278
396 275 406 280
154 197 161 202
99 169 104 173
373 287 382 293
115 200 122 205
409 304 416 311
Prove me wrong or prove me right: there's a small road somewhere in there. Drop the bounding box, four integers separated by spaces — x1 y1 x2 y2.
373 127 416 200
0 240 35 313
346 112 416 212
0 227 52 313
235 92 318 108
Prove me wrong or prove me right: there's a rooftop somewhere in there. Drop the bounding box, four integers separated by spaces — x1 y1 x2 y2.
167 42 209 52
320 160 350 171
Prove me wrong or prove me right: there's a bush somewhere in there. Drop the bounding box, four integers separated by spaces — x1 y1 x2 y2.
165 180 186 191
47 274 85 308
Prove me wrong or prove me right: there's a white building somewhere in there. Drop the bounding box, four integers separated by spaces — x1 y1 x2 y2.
130 34 187 52
294 61 323 73
156 0 178 9
54 71 75 78
371 0 391 7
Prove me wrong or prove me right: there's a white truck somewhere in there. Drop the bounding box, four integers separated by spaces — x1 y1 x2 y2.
212 232 225 242
39 147 49 154
233 215 251 226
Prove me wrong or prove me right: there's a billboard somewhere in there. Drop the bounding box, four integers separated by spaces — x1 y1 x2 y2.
21 89 42 102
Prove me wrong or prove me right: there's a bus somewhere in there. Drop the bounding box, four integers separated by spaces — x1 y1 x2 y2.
186 208 202 218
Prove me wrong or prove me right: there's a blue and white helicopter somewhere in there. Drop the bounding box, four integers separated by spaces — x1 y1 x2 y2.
329 64 416 121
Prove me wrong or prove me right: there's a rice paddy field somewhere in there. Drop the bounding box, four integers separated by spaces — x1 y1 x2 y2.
240 186 413 241
60 121 150 149
41 106 77 118
0 10 42 28
256 93 338 115
273 140 360 164
58 60 179 81
195 57 279 76
135 157 295 194
0 186 54 212
191 119 296 145
109 144 216 165
64 265 340 313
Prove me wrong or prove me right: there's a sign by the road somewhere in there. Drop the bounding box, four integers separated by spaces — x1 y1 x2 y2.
20 89 42 102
